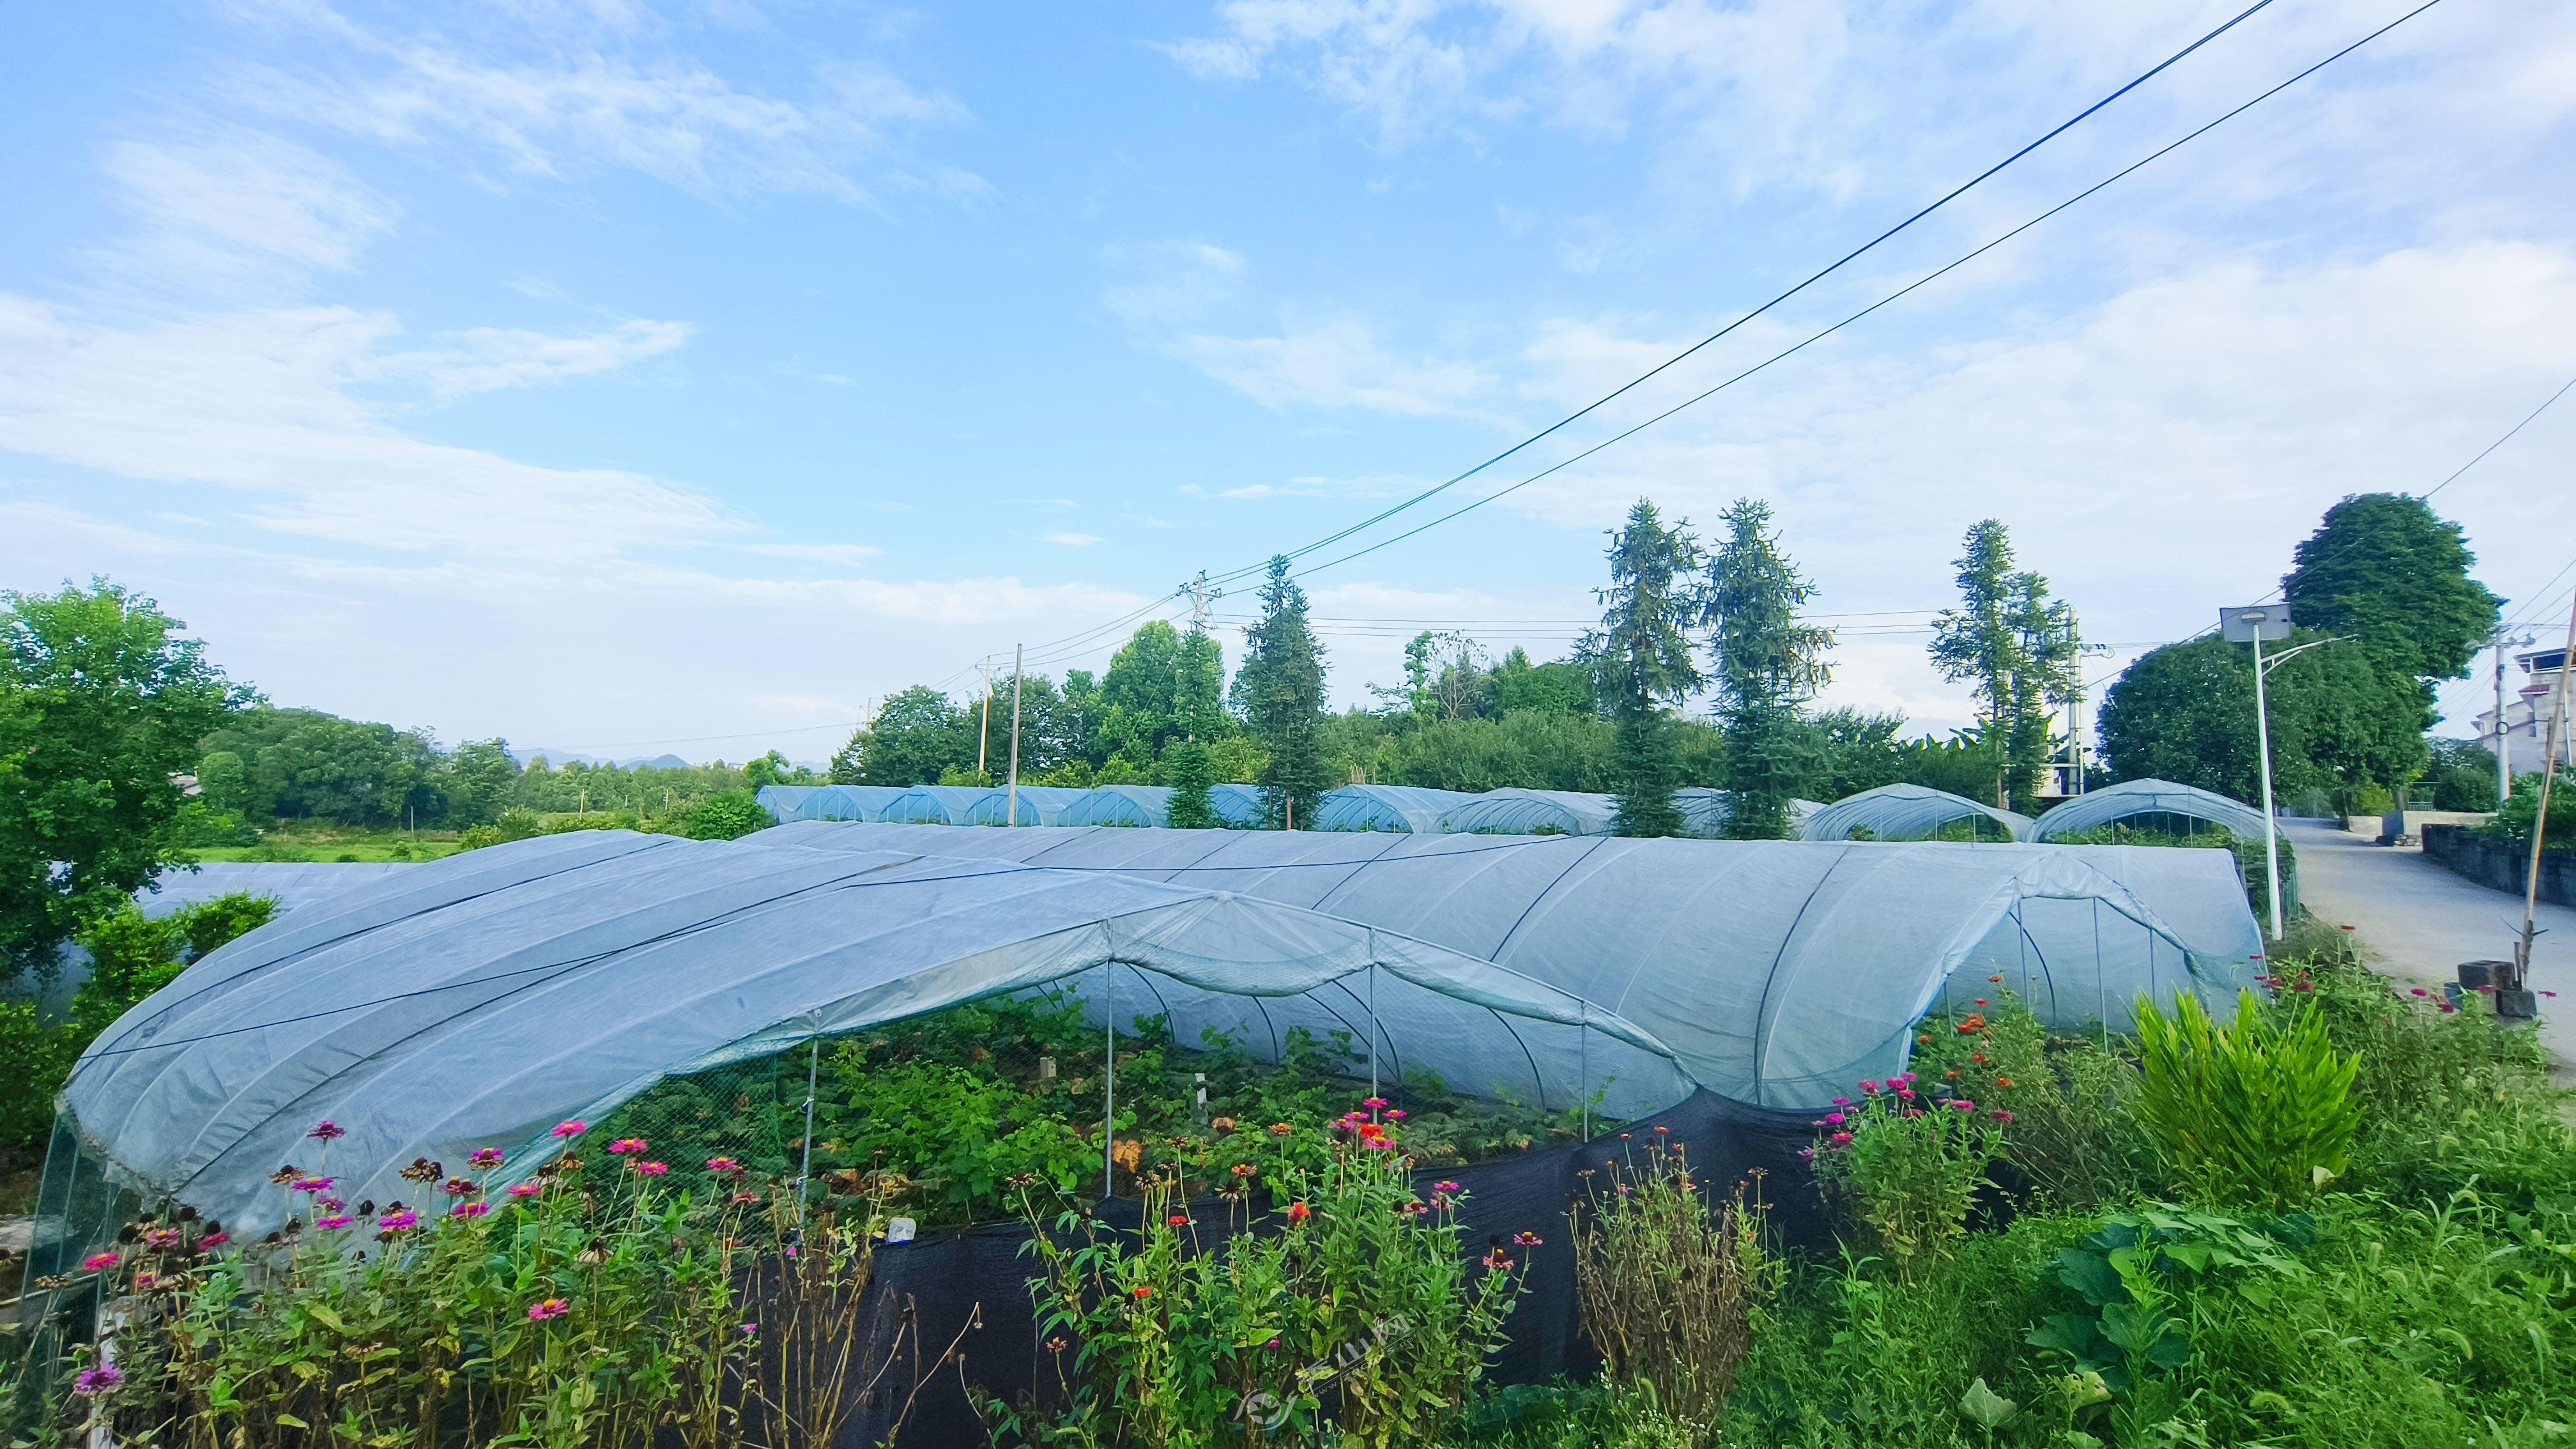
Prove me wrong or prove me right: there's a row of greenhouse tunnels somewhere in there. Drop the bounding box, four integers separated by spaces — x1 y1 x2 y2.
24 776 2275 1443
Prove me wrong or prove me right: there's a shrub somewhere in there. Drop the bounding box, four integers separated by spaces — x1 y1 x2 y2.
2133 990 2360 1209
1805 1073 2004 1279
1006 1107 1531 1448
1569 1134 1774 1431
1908 988 2148 1211
671 790 770 841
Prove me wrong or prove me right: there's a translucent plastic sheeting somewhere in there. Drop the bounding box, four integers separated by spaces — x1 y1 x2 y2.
768 824 2259 1110
1801 783 2036 843
1938 844 2264 1034
2029 778 2270 842
138 862 417 917
878 785 1010 825
1311 785 1478 834
1673 790 1829 839
755 785 910 824
65 831 1687 1236
1061 784 1172 827
1436 789 1618 836
972 786 1093 826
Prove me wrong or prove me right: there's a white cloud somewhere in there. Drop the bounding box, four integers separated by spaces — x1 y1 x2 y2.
0 298 732 556
1045 532 1107 547
228 3 981 203
381 318 693 398
733 542 887 566
93 130 394 298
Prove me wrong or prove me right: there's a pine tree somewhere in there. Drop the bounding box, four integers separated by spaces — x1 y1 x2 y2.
1163 739 1217 828
1591 500 1701 838
1703 498 1834 839
1928 520 2079 809
1238 556 1331 829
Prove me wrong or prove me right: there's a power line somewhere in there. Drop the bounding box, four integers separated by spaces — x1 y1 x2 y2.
1294 0 2450 583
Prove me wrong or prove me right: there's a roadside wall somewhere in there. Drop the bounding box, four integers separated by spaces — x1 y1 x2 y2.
2422 824 2576 908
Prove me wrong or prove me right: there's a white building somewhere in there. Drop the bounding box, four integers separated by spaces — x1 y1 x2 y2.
2470 646 2574 775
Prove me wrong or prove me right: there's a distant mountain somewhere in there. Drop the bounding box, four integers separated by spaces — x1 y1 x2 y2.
508 746 696 771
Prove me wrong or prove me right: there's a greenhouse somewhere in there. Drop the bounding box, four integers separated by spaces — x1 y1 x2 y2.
1800 783 2035 843
752 783 908 822
2028 777 2271 841
58 829 1691 1243
1435 788 1618 836
875 784 1011 824
1309 784 1478 833
783 822 2260 1107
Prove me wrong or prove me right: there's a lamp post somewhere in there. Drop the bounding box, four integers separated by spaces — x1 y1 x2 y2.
2220 607 2350 940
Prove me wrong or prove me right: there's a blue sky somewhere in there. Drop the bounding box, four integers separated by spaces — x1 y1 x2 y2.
4 0 2573 762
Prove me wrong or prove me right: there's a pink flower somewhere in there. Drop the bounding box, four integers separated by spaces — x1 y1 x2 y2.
632 1160 670 1177
2411 988 2429 997
72 1365 123 1397
527 1298 571 1322
197 1232 229 1249
730 1190 761 1206
551 1121 586 1138
377 1210 420 1233
608 1138 647 1156
1796 1147 1816 1162
291 1176 335 1193
1512 1231 1544 1247
315 1215 353 1230
1991 1110 2014 1123
1859 1079 1879 1092
507 1183 544 1199
470 1147 503 1169
1952 1100 1976 1112
449 1201 489 1218
1830 1131 1853 1146
706 1156 744 1175
1904 1108 1924 1118
82 1252 120 1273
1896 1089 1915 1101
1823 1112 1846 1126
307 1121 346 1142
1361 1097 1388 1110
1831 1098 1850 1107
1435 1181 1460 1194
1363 1138 1397 1151
739 1322 758 1337
1386 1109 1407 1120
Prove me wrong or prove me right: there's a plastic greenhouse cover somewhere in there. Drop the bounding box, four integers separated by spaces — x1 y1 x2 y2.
2029 778 2270 842
65 831 1691 1236
1310 785 1479 833
1800 783 2037 843
1436 789 1619 836
755 785 911 824
767 824 2258 1111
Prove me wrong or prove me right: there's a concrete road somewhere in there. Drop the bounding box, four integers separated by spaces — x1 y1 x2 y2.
2280 818 2576 1073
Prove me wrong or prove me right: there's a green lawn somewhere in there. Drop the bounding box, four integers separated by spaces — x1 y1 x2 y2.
193 827 465 863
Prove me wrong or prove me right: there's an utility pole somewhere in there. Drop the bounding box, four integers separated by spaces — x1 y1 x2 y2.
977 661 993 779
1006 643 1024 825
2493 632 2534 801
2512 597 2576 1011
1186 571 1211 633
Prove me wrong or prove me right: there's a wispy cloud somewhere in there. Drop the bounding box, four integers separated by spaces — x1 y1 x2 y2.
1045 532 1106 547
91 129 394 300
380 319 693 399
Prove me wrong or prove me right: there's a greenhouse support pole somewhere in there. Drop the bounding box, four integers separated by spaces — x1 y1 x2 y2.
1103 963 1116 1201
1007 643 1024 825
1367 962 1379 1102
1578 1023 1588 1140
795 1038 818 1236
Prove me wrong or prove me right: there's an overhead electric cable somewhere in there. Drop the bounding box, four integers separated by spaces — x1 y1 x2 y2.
1295 0 2449 583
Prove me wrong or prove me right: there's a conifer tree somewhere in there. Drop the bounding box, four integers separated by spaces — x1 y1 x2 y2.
1703 498 1834 839
1237 556 1331 829
1590 501 1701 838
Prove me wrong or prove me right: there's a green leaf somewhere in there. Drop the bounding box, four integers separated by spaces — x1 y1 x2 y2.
1958 1376 2017 1429
2054 1248 2124 1307
2028 1314 2104 1363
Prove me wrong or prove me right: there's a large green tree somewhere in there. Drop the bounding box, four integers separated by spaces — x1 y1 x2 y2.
2097 631 2425 803
2 581 245 981
1591 500 1701 838
829 686 975 785
1701 498 1834 839
437 738 522 826
2284 494 2500 686
195 707 445 825
1236 556 1332 829
1928 520 2080 809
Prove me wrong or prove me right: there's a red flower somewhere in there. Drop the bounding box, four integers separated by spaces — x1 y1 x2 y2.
1167 1215 1188 1227
1285 1201 1312 1223
1131 1285 1152 1300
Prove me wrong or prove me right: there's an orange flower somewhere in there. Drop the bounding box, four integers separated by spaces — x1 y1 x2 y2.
1111 1139 1144 1174
1285 1201 1312 1223
1993 1076 2014 1089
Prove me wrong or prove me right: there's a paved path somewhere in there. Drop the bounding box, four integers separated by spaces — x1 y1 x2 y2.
2281 818 2576 1074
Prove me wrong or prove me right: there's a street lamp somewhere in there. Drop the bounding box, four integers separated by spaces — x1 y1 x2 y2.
2220 606 2347 940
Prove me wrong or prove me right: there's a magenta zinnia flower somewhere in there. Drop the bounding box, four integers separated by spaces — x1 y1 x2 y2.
632 1160 670 1176
705 1156 743 1175
470 1147 503 1169
377 1209 420 1232
607 1137 647 1156
449 1201 489 1218
72 1365 123 1397
315 1215 353 1230
197 1232 229 1249
551 1121 586 1138
527 1298 571 1322
507 1183 544 1198
307 1121 346 1142
291 1176 334 1193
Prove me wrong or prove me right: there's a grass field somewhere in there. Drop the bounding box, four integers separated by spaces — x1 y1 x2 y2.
192 825 466 863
